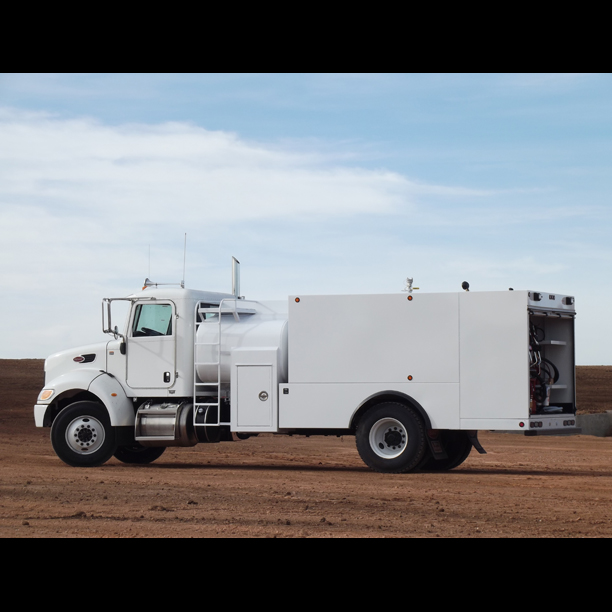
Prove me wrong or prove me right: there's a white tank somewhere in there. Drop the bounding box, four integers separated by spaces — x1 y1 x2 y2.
195 309 288 384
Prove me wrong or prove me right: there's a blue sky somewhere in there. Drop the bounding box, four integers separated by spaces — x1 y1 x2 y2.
0 73 610 363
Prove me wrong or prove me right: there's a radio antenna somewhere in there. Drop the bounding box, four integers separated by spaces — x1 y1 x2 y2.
181 233 187 289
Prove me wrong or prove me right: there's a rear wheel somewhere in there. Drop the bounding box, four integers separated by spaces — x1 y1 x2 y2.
419 431 472 471
51 401 117 467
114 445 166 464
356 402 427 473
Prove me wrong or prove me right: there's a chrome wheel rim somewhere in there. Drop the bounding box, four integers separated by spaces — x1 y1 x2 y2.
369 417 407 459
65 416 105 455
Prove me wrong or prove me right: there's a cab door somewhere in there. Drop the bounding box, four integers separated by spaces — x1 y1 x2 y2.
127 301 176 389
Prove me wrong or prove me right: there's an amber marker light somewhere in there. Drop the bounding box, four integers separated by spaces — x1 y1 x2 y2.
407 296 413 301
295 298 300 303
407 375 413 381
39 389 54 401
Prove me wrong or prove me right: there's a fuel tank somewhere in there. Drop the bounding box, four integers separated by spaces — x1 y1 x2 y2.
195 306 288 384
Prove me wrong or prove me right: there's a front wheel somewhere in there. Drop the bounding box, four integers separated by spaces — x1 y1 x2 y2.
51 401 117 467
356 402 427 473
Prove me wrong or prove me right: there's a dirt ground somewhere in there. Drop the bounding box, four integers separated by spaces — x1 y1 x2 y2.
2 359 612 538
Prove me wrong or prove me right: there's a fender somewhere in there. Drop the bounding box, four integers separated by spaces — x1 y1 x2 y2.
351 390 434 431
88 372 135 427
34 369 134 428
349 390 448 461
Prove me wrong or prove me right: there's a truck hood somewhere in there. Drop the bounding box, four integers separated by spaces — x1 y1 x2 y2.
44 342 109 386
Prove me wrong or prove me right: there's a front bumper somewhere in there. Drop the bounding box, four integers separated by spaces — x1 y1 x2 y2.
34 404 49 427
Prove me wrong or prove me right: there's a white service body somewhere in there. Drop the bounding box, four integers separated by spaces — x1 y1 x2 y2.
279 290 576 433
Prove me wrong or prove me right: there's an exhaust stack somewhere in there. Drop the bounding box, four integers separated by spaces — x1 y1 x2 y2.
232 256 241 298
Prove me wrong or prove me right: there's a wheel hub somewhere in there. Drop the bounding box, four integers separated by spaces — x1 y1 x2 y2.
65 416 105 455
384 429 403 448
369 418 407 459
77 428 94 444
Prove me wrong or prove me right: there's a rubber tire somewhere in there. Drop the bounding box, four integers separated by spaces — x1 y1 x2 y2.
51 401 117 467
114 445 166 464
419 431 472 471
356 402 427 474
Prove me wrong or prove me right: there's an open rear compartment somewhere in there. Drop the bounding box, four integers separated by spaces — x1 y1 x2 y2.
528 307 576 418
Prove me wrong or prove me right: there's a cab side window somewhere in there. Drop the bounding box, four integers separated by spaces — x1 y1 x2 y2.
132 304 173 337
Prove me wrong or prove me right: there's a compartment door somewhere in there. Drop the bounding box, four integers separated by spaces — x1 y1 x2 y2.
236 365 273 429
231 348 279 432
459 291 529 422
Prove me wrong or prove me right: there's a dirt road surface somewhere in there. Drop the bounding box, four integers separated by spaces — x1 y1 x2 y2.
2 360 612 538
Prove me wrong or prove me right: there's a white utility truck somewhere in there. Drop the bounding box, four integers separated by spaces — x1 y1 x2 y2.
34 261 578 473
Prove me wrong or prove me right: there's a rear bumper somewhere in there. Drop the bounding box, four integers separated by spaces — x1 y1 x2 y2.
525 427 581 436
525 415 580 436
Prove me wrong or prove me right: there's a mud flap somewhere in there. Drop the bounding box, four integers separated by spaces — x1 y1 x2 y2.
427 431 448 460
468 431 487 454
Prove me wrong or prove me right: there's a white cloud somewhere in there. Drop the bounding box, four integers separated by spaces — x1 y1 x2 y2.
1 107 609 364
0 108 416 225
0 109 434 357
0 108 496 294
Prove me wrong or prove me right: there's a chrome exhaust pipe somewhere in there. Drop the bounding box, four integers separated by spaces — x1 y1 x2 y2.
232 256 240 298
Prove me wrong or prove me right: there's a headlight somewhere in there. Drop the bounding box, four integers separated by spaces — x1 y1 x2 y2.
39 389 55 401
